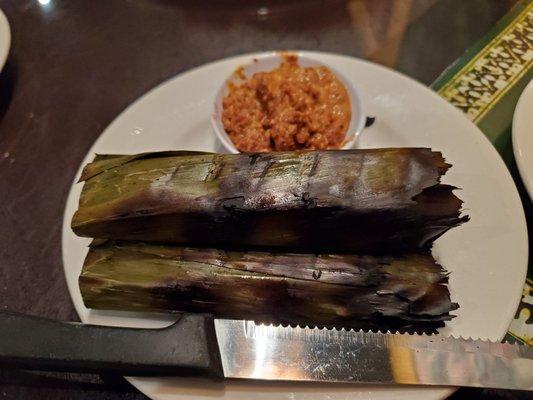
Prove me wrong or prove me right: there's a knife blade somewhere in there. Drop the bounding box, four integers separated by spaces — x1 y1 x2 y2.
215 319 532 390
0 312 531 390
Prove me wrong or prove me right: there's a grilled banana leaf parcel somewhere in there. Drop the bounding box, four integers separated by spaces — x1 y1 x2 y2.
72 149 467 253
80 242 457 331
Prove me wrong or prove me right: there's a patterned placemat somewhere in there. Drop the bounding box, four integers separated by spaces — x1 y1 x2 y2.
432 0 532 345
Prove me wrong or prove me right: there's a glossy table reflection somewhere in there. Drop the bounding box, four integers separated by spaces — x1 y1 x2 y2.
0 0 527 399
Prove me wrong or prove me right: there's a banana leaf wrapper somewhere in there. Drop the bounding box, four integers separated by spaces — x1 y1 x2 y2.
80 242 457 331
72 148 468 253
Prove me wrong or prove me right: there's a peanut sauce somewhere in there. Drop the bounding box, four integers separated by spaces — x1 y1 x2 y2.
222 55 351 152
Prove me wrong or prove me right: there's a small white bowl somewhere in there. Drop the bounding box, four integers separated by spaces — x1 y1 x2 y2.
212 52 365 153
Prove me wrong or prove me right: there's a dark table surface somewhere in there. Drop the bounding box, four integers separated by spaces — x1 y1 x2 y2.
0 0 529 399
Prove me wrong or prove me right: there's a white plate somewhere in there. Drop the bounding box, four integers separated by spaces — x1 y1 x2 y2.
512 79 533 199
0 8 10 72
62 52 528 400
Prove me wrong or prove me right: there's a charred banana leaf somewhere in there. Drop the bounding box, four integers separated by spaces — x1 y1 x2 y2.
80 242 457 331
72 149 467 253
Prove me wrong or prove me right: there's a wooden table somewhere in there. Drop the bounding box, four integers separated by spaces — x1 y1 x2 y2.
0 0 528 399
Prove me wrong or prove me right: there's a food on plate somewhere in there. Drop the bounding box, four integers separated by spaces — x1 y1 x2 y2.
71 148 468 253
79 241 457 331
221 55 351 152
73 147 467 330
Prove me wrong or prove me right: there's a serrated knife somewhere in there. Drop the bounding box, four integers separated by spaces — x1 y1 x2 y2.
0 312 531 390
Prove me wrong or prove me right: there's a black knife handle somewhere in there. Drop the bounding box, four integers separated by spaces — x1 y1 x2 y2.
0 311 223 378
